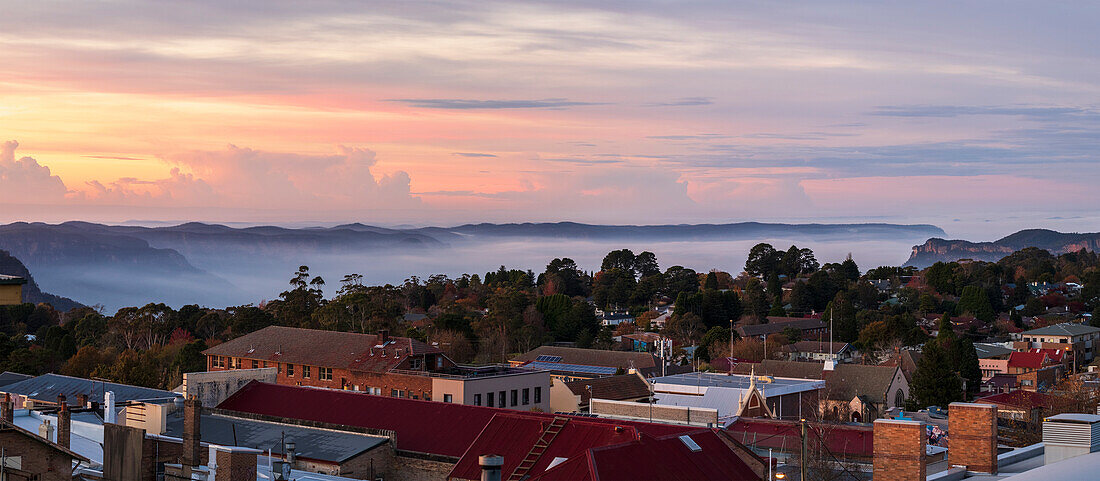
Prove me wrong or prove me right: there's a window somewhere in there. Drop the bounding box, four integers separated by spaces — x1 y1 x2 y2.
410 358 423 370
474 394 482 406
319 367 332 381
424 391 430 399
437 356 444 369
277 363 282 374
1022 379 1034 386
286 364 295 377
523 388 530 405
487 392 495 407
251 360 259 369
894 390 905 407
534 387 542 404
391 389 399 397
399 390 405 398
511 390 518 407
500 391 507 407
444 394 453 403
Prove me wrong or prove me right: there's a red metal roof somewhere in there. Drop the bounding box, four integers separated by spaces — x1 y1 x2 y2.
726 418 873 458
449 413 657 480
1029 348 1064 363
528 429 764 481
218 381 692 460
976 390 1073 411
217 381 511 457
1008 351 1047 369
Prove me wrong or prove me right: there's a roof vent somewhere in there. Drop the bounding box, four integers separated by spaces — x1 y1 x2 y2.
247 344 255 354
679 434 702 452
1043 413 1100 465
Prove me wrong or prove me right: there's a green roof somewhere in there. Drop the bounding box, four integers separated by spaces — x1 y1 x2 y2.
0 275 27 286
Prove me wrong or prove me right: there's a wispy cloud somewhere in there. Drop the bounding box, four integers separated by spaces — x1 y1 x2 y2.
542 157 624 165
387 98 607 109
645 97 714 107
870 105 1096 120
452 152 498 158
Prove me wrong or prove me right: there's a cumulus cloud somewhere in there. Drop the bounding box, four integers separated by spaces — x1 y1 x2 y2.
0 141 70 203
163 145 421 210
80 168 216 205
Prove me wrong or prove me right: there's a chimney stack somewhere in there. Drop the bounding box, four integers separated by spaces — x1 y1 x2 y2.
77 393 89 408
1 393 12 423
57 395 71 449
104 391 116 424
873 418 926 481
183 396 202 467
215 448 260 481
378 329 389 343
479 455 504 481
948 402 998 474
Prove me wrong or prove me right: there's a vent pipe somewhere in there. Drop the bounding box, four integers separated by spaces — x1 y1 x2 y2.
479 455 503 481
104 391 116 424
285 440 297 466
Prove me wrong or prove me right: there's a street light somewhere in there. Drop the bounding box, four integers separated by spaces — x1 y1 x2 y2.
774 473 786 480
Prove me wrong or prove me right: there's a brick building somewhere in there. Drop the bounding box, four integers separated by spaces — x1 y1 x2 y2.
204 326 549 410
0 419 88 481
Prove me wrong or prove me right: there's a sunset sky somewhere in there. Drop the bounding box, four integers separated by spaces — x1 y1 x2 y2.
2 2 1099 237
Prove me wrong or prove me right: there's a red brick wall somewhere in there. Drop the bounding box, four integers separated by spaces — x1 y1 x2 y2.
207 355 435 399
0 431 75 481
873 419 926 481
215 449 258 481
948 402 997 474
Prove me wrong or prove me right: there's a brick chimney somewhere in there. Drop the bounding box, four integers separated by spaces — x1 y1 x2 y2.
183 396 202 467
377 329 389 344
76 393 89 408
873 418 926 481
1 393 12 423
57 395 71 449
215 448 259 481
948 402 998 474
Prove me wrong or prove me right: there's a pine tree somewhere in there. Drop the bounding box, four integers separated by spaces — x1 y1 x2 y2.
909 339 963 409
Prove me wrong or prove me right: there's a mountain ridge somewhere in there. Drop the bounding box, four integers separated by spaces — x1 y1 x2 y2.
905 229 1100 267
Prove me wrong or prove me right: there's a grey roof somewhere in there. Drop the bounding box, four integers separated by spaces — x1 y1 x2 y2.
164 412 388 463
974 343 1014 359
736 319 826 337
0 371 32 388
0 373 180 404
731 360 900 404
1022 323 1100 337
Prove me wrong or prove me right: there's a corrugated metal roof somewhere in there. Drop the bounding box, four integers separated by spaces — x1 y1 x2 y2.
163 412 387 463
1023 323 1100 337
1 373 180 404
218 382 695 460
0 371 32 388
203 326 441 374
528 429 763 481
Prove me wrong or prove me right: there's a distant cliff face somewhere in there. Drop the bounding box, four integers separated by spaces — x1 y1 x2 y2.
905 229 1100 268
0 250 83 311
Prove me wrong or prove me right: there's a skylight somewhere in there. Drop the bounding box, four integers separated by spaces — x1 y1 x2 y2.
679 435 702 452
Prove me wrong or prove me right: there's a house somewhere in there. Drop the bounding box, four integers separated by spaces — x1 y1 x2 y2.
1015 322 1100 365
619 331 665 352
550 372 652 412
649 371 824 424
735 318 827 341
0 419 89 481
782 341 852 363
447 413 765 481
511 345 689 380
601 312 635 326
0 274 27 305
732 360 909 422
204 326 550 410
976 390 1075 434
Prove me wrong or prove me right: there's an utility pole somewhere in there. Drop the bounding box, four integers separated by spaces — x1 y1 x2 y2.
800 419 808 481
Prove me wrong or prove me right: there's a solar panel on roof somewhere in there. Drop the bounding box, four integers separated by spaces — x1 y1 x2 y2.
524 361 617 375
535 355 563 363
